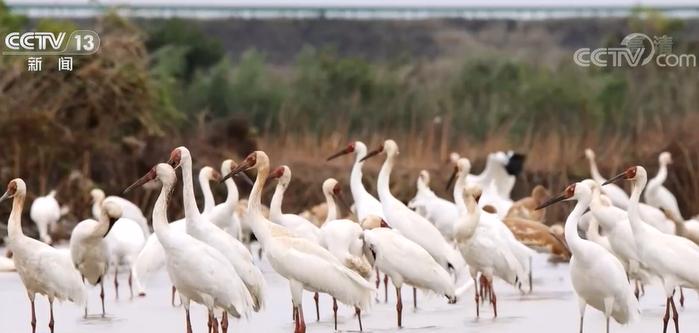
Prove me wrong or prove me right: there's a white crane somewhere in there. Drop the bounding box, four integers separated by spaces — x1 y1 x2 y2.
318 178 371 330
167 147 266 313
130 163 239 301
585 148 630 209
537 181 639 333
362 139 464 309
327 141 389 301
363 139 462 273
362 220 456 328
3 179 86 333
644 152 682 221
326 141 384 221
407 170 458 241
125 163 254 333
604 166 699 333
207 160 252 239
579 179 650 297
70 200 121 317
91 188 150 238
198 166 220 214
268 165 324 320
29 189 61 244
104 210 147 300
222 151 373 333
451 158 523 317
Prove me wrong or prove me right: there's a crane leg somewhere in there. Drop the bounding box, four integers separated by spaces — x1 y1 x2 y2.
313 292 320 321
670 296 679 333
490 280 497 318
128 271 134 299
185 308 193 333
413 287 417 310
355 306 363 332
679 288 685 308
663 297 671 333
332 297 338 330
29 294 37 333
396 286 403 328
298 304 307 333
114 266 120 300
375 270 380 289
100 278 106 317
528 257 533 293
171 286 178 307
473 276 480 318
384 274 389 303
48 297 55 333
292 301 297 321
634 280 640 300
578 298 586 333
221 312 228 333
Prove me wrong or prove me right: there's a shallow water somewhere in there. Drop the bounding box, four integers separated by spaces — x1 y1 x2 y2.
0 246 697 333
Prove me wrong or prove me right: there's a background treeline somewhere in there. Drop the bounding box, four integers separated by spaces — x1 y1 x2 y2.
1 2 698 241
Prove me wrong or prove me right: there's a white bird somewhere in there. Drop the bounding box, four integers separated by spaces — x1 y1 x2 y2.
451 158 523 317
604 166 699 333
130 163 231 301
407 170 458 241
318 178 372 330
207 160 251 239
326 141 385 221
222 151 373 333
29 189 61 244
538 181 639 333
268 165 325 320
579 179 650 296
585 148 630 209
362 217 456 328
125 163 254 333
70 200 121 317
585 149 675 234
3 179 86 333
91 188 150 238
167 147 266 313
104 210 147 300
644 152 682 222
362 139 462 273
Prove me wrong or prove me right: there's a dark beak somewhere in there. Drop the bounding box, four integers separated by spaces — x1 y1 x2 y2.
104 216 118 237
326 148 352 161
0 190 11 203
380 219 391 228
602 172 626 186
123 170 156 194
221 160 252 183
445 166 458 191
535 193 567 210
359 148 382 162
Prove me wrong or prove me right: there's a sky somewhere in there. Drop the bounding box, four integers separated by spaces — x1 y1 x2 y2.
5 0 699 7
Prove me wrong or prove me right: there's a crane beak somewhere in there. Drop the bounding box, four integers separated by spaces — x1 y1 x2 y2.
380 219 391 228
602 172 626 186
123 169 157 194
535 193 567 210
359 147 382 162
445 166 458 191
211 170 223 182
326 147 352 161
104 216 119 237
221 160 252 183
0 190 11 203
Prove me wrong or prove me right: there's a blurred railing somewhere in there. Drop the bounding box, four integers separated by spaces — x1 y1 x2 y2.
7 3 699 20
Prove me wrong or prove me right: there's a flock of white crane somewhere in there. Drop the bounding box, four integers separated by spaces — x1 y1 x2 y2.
1 140 699 333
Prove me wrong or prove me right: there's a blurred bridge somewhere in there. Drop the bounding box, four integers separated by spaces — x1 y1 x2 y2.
7 2 699 20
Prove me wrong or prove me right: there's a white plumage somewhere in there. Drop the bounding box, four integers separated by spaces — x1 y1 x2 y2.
29 189 61 244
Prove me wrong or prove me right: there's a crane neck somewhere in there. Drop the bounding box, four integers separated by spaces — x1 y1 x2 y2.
181 156 203 222
627 177 648 236
269 180 286 221
587 157 606 184
95 208 111 237
377 153 397 203
223 176 239 206
564 194 591 256
324 191 338 224
7 191 26 240
199 171 215 214
648 163 668 190
248 162 272 246
453 171 467 211
350 158 372 205
152 177 176 247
